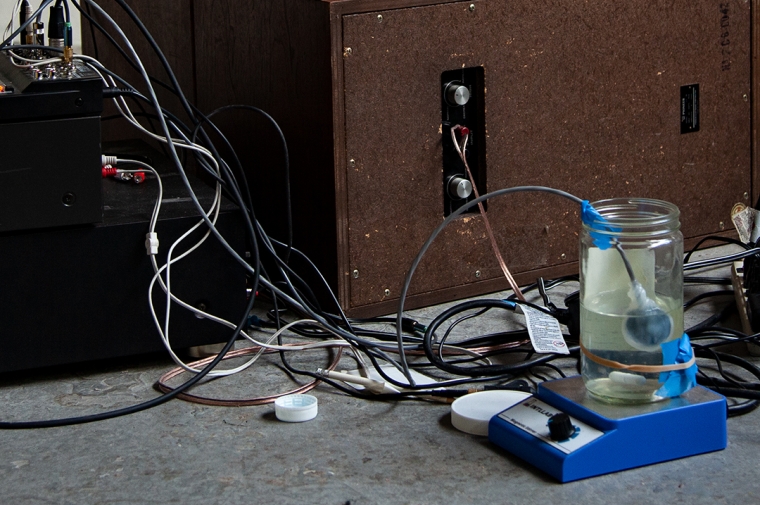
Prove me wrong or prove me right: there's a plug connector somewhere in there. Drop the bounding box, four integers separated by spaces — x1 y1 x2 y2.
316 368 394 394
145 232 159 255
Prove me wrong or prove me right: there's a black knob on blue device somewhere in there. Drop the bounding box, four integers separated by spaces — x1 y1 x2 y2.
548 413 575 441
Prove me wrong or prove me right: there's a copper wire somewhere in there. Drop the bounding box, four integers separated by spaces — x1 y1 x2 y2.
156 344 343 406
450 127 526 301
157 331 530 406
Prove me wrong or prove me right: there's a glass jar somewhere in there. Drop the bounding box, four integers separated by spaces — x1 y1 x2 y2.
580 198 684 404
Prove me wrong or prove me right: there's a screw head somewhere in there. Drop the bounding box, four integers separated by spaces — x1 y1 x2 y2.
744 192 750 200
62 192 76 206
469 3 475 11
377 14 383 22
75 97 84 107
344 47 353 57
384 289 391 297
719 221 725 230
475 270 482 278
560 253 567 260
349 158 356 168
744 94 749 102
352 269 359 279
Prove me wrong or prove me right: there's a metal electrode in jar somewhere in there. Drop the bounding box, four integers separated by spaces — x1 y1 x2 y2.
579 198 694 404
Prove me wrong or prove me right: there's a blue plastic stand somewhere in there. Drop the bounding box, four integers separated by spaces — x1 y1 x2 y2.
488 376 727 482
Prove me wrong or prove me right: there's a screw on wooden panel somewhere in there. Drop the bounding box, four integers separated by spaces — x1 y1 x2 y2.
352 269 359 279
561 253 567 260
719 221 725 231
475 270 482 278
344 47 352 57
744 94 749 102
384 289 391 296
377 14 383 22
469 4 475 11
745 192 750 200
349 158 356 168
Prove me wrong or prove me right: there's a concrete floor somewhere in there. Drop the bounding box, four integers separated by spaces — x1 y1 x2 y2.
0 248 758 504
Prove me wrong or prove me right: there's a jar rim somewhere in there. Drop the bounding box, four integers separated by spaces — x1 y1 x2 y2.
584 198 681 235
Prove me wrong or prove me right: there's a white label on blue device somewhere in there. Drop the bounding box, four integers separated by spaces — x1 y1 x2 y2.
497 397 604 454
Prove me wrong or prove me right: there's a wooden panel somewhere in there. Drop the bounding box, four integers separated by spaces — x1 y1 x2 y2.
340 0 752 311
191 0 339 298
80 0 757 317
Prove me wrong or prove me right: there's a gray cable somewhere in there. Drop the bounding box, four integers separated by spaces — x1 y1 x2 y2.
684 248 760 271
394 186 584 386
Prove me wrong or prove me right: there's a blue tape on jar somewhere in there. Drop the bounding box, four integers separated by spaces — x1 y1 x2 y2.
656 334 698 398
580 200 621 250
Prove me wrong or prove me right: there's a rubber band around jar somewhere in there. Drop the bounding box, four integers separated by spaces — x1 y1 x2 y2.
579 341 696 373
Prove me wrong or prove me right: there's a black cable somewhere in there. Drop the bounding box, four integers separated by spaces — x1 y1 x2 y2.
86 0 357 350
437 307 490 362
684 276 732 285
684 235 750 264
423 299 572 377
193 105 293 264
686 302 736 334
537 277 558 311
0 280 257 429
55 0 70 23
693 348 760 416
82 0 99 60
683 290 735 310
690 327 760 349
73 0 189 105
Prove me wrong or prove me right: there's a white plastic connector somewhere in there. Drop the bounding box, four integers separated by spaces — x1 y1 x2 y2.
316 368 393 394
101 155 118 166
145 232 159 255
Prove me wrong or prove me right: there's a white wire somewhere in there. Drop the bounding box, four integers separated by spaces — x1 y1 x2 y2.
81 51 235 369
113 159 163 232
6 49 59 66
84 1 434 384
78 47 246 375
77 55 220 167
245 320 351 351
3 1 24 43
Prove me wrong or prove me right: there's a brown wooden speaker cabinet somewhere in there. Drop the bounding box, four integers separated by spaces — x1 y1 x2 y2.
87 0 759 317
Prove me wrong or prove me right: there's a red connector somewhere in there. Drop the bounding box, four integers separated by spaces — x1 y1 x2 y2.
102 164 146 184
453 125 470 137
102 165 118 178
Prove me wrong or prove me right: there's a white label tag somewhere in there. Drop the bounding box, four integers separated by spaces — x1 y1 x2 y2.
497 397 605 454
517 304 569 354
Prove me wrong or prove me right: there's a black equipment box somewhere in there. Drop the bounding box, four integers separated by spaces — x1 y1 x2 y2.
0 54 103 233
0 143 248 373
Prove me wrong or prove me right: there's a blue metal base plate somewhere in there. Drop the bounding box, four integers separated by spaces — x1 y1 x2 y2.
488 376 727 482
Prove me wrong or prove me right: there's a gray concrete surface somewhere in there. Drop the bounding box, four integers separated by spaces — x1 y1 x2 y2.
0 248 757 504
